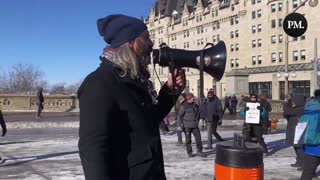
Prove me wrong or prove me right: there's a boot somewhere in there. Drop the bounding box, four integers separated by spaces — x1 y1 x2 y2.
197 151 207 157
187 153 195 158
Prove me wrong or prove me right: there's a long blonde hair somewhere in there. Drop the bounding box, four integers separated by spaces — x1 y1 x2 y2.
103 43 140 79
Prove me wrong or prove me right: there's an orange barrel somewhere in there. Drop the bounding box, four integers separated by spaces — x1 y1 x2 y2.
215 141 263 180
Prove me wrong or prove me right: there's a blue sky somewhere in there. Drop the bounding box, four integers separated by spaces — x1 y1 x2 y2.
0 0 155 85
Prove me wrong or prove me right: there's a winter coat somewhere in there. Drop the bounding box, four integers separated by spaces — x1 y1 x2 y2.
77 60 179 180
240 102 267 125
300 97 320 156
206 97 223 122
260 99 272 121
230 96 238 108
36 90 44 105
199 100 208 120
283 95 305 146
177 102 200 128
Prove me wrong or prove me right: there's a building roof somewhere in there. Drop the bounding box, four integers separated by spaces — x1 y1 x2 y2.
234 63 314 74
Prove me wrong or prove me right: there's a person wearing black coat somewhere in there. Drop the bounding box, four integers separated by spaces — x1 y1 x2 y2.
177 93 206 158
0 108 7 164
205 90 224 149
78 14 185 180
36 87 44 118
283 95 305 168
260 95 272 134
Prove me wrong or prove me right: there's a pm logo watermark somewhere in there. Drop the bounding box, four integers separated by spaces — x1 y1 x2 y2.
283 13 308 37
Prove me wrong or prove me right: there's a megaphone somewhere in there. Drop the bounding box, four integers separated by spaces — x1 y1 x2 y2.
152 41 227 81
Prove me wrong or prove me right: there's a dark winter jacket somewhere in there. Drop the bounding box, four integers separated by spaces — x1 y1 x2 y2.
77 60 179 180
206 97 223 122
260 99 272 120
230 96 238 108
283 95 305 146
36 90 44 105
177 102 200 128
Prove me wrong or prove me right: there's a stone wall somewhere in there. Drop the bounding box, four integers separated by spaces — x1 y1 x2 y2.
0 94 79 112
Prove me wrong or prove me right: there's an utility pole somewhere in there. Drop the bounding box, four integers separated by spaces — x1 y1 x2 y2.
284 0 289 95
314 38 319 90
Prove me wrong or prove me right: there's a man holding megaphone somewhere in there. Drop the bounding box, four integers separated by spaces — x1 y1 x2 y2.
77 14 186 180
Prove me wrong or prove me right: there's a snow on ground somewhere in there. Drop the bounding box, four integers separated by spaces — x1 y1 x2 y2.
0 129 319 180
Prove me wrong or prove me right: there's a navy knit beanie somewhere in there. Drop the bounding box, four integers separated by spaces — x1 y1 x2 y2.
97 14 147 48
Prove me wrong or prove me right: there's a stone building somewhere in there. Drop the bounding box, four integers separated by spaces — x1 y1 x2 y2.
146 0 320 100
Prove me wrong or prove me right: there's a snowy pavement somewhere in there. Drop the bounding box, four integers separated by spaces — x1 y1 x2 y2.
1 125 319 180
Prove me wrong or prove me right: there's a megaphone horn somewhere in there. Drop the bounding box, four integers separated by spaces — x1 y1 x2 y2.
152 41 227 81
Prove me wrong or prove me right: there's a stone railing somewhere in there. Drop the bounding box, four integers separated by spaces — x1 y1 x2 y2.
0 94 79 112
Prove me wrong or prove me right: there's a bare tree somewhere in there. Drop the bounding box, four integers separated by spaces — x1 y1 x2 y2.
0 64 44 94
50 83 67 95
65 79 83 95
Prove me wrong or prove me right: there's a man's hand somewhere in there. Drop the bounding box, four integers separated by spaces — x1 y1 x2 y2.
167 69 185 90
245 107 250 111
177 127 182 131
2 127 7 137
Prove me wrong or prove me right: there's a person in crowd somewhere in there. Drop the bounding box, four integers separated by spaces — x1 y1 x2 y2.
299 90 320 180
230 94 238 115
36 87 44 118
260 95 272 134
239 95 246 109
175 93 186 145
0 105 7 164
223 96 231 114
177 93 206 158
205 90 224 149
283 94 305 169
78 14 185 180
240 94 268 155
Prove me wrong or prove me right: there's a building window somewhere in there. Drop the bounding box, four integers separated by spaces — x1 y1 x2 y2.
231 44 234 51
279 52 283 62
293 51 299 61
257 24 262 32
301 50 306 60
197 39 201 46
252 40 256 48
271 35 277 44
293 0 298 8
217 34 220 41
271 4 276 12
231 59 234 68
301 35 306 40
279 34 283 43
279 18 283 27
231 4 235 11
217 22 220 29
235 44 239 51
249 82 272 99
230 31 234 38
252 56 256 65
235 30 239 37
271 19 276 28
278 2 283 11
235 58 239 67
280 81 310 100
235 16 239 24
300 0 305 6
258 55 262 64
252 0 255 5
213 35 216 42
230 17 234 25
257 0 261 3
272 53 277 63
252 11 256 19
293 37 298 41
252 25 256 33
258 39 262 47
201 38 204 45
257 9 262 17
